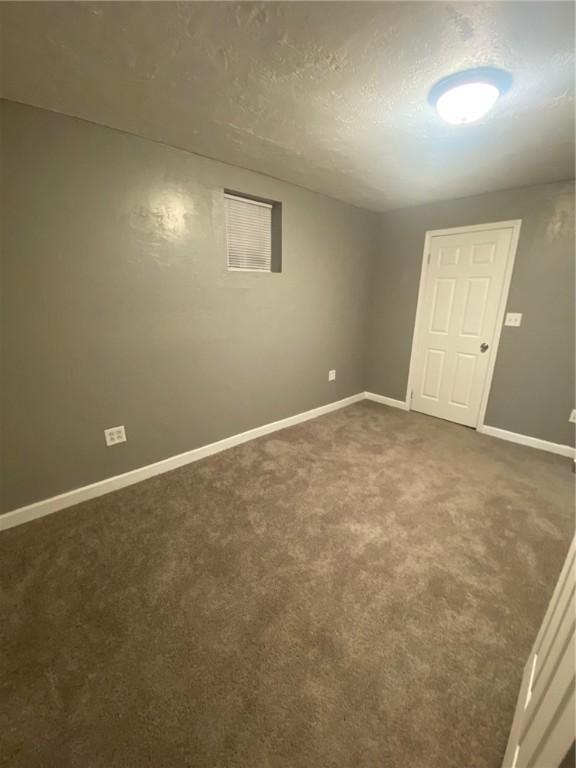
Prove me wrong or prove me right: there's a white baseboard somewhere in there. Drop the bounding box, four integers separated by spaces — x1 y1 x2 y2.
1 393 364 532
478 424 575 459
364 391 409 411
4 393 572 532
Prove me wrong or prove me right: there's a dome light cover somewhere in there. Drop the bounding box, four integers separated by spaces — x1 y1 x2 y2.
429 68 512 125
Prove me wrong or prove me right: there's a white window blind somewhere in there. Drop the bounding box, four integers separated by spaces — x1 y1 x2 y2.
225 193 273 271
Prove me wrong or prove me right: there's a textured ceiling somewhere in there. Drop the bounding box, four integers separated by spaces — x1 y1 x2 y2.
1 1 574 211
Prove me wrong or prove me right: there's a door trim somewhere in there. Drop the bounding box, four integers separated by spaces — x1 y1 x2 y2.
406 219 522 429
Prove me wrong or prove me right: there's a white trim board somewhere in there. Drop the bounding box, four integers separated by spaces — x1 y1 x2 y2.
365 392 574 458
364 392 409 410
2 392 572 532
478 424 575 459
1 393 364 532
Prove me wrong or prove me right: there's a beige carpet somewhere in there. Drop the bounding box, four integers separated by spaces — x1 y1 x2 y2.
1 402 573 768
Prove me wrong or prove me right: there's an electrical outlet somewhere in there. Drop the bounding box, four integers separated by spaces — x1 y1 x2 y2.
105 425 127 446
504 312 522 327
569 410 576 424
328 369 336 381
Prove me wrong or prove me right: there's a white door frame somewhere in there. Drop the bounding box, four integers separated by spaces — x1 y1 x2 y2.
405 219 522 430
501 536 575 768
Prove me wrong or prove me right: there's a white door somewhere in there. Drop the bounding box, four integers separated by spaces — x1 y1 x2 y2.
502 536 575 768
410 224 518 428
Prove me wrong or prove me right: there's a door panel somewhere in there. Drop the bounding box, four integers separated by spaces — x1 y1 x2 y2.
411 226 514 427
430 279 455 333
461 278 490 336
450 353 476 407
438 244 461 265
422 349 445 400
471 240 496 264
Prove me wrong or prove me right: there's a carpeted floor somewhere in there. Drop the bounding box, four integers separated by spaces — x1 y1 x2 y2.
1 401 574 768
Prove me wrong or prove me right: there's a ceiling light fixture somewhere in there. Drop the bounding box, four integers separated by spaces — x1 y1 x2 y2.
429 67 512 125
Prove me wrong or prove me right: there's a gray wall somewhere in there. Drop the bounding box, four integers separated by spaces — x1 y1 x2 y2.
2 100 573 514
367 181 575 446
0 101 376 513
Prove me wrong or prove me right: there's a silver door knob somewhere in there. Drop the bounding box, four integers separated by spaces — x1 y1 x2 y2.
480 342 489 353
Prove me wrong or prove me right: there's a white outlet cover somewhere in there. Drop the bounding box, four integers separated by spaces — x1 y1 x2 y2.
569 410 576 424
504 312 522 327
328 369 336 381
105 425 127 446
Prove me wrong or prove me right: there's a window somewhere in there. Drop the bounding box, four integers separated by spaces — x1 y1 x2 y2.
224 191 281 272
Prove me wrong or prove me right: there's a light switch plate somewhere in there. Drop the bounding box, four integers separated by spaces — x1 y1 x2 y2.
505 312 522 327
328 369 336 381
105 425 127 446
569 410 576 424
504 312 522 328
